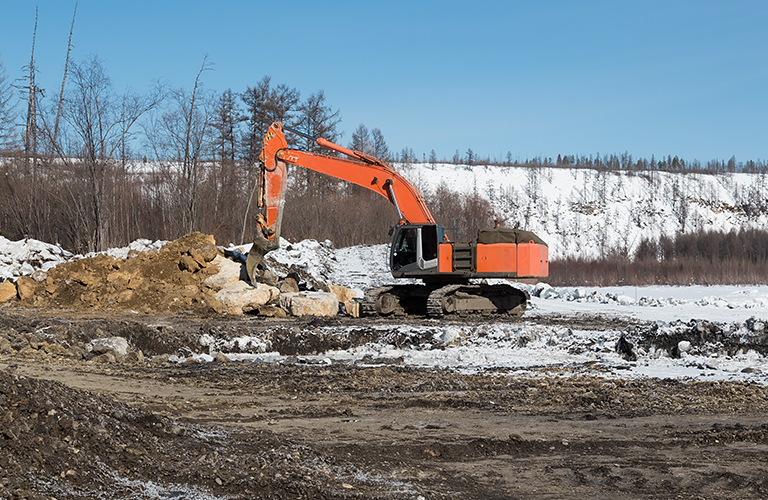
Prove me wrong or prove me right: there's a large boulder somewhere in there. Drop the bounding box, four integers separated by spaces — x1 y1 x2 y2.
215 281 279 315
15 276 38 301
89 337 130 357
204 255 246 291
279 291 339 317
329 284 357 303
0 281 17 303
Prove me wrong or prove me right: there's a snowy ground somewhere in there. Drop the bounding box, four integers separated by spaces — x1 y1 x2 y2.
4 235 768 385
227 238 768 386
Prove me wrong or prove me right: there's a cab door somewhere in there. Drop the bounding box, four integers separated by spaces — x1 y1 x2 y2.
391 225 439 275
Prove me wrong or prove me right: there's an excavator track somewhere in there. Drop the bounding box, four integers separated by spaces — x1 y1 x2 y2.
363 283 529 318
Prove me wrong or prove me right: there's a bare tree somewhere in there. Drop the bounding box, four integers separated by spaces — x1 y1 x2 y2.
0 59 17 150
146 58 213 236
23 7 40 163
52 2 77 150
61 55 163 251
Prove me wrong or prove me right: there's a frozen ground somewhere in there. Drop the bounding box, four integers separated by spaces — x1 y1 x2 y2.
230 238 768 385
4 235 768 385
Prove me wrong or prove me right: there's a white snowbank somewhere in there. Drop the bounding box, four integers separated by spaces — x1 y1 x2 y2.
0 236 73 281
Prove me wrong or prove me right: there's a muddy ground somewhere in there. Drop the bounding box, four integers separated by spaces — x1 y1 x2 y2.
2 308 768 499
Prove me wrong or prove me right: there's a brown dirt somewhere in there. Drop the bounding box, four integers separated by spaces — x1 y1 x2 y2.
2 308 768 499
15 232 223 315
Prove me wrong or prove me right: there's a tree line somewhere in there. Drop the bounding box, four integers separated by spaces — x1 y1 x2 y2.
425 148 767 175
551 228 768 286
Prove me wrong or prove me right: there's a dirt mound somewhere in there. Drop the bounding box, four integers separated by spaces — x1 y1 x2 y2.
16 233 222 315
0 366 326 499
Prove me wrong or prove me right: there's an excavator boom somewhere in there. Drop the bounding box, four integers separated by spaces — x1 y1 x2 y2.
247 121 434 281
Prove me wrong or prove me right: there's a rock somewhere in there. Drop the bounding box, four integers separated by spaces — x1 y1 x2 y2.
116 289 134 303
195 291 224 314
188 248 207 268
279 277 300 294
344 299 360 318
439 327 465 346
43 343 68 356
279 291 339 317
257 304 288 318
179 254 201 273
215 281 279 315
30 270 48 283
15 276 37 301
198 243 219 262
123 350 145 365
89 352 117 364
329 284 357 303
171 425 187 436
90 337 130 357
204 255 245 291
215 351 232 362
64 346 86 360
0 281 17 303
258 269 280 286
150 354 171 365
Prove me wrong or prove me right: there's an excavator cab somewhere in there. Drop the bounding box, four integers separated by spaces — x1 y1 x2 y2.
390 224 441 276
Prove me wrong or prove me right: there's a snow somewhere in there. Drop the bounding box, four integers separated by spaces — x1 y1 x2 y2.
0 236 73 281
85 238 167 260
527 284 768 324
402 163 768 260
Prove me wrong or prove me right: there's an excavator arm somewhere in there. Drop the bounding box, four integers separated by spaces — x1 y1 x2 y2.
246 121 435 281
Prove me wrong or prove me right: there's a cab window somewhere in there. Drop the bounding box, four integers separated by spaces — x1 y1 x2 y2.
393 228 418 270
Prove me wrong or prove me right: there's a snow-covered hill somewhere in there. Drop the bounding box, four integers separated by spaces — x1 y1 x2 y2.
402 163 768 260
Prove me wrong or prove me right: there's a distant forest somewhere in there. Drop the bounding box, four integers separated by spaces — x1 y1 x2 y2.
2 15 768 286
551 228 768 287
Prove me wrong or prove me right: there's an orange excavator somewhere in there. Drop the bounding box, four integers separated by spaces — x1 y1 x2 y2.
247 121 549 317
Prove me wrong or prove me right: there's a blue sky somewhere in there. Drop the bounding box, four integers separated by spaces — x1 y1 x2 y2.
2 0 767 163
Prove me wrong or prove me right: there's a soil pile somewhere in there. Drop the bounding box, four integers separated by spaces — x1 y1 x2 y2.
14 233 223 315
0 366 334 500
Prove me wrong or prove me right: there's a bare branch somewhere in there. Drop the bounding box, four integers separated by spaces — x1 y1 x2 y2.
52 1 77 150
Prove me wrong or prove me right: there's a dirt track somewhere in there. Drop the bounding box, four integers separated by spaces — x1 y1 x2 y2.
2 308 768 499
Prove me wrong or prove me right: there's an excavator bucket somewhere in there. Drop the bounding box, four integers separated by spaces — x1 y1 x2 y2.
246 233 279 283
